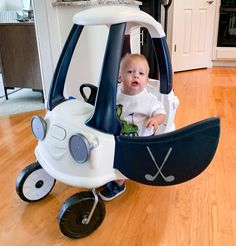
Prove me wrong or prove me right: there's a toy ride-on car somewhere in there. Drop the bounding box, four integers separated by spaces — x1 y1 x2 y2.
16 6 220 239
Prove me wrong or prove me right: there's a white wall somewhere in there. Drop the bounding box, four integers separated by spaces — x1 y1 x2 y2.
5 0 22 10
0 0 6 10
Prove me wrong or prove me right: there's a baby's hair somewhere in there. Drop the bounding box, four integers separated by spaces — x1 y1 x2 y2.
120 53 150 75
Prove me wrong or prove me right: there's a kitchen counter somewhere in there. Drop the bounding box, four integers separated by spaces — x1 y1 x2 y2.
52 0 142 7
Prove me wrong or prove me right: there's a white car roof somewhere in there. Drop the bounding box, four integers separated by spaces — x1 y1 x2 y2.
73 5 165 38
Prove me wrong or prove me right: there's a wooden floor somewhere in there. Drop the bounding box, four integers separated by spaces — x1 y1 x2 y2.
0 67 235 246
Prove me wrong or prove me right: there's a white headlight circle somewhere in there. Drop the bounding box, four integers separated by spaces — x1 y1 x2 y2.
69 134 91 163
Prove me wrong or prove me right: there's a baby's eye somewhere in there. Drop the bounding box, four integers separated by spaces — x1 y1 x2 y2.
139 72 145 75
127 70 133 74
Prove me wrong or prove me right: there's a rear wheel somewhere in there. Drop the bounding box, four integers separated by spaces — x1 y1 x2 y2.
16 162 56 202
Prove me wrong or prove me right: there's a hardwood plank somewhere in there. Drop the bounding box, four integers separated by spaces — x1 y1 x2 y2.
0 67 235 245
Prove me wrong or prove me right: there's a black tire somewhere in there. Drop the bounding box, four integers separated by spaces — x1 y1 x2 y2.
58 191 106 238
16 162 56 202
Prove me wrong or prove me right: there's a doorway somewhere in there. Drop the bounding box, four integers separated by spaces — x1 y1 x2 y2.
171 0 216 72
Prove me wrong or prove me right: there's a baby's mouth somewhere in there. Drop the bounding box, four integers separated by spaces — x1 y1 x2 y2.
131 81 139 86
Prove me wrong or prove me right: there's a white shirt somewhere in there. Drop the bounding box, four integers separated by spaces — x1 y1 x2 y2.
116 86 166 136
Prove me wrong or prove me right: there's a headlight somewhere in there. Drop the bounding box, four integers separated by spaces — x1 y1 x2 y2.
69 134 92 163
31 116 47 141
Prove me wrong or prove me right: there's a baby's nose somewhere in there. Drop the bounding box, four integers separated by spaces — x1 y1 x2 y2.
133 72 139 78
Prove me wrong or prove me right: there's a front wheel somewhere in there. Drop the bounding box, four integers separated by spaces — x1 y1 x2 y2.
58 191 105 238
16 161 56 202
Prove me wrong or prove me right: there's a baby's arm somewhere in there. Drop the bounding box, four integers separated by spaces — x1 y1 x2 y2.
146 113 166 132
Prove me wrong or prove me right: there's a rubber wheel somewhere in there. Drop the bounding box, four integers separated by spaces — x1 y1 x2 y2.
16 162 56 202
58 191 106 238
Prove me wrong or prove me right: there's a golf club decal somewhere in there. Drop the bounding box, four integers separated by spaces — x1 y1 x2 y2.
145 146 175 182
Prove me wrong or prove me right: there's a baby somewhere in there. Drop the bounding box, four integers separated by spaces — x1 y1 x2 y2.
99 54 166 201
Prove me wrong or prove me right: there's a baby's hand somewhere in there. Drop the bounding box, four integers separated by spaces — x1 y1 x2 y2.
146 114 165 133
146 118 159 132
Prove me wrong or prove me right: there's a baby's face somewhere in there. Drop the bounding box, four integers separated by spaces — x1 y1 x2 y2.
119 58 149 95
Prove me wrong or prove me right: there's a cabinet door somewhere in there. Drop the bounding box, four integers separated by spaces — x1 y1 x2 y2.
0 24 42 89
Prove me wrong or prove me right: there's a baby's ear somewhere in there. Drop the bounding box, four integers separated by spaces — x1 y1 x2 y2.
118 74 122 83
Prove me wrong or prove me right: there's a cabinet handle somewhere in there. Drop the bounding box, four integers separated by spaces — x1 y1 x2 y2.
206 0 214 4
140 30 144 46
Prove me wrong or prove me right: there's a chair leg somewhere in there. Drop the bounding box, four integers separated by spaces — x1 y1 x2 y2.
4 87 15 100
4 87 8 100
32 89 44 103
40 90 45 104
